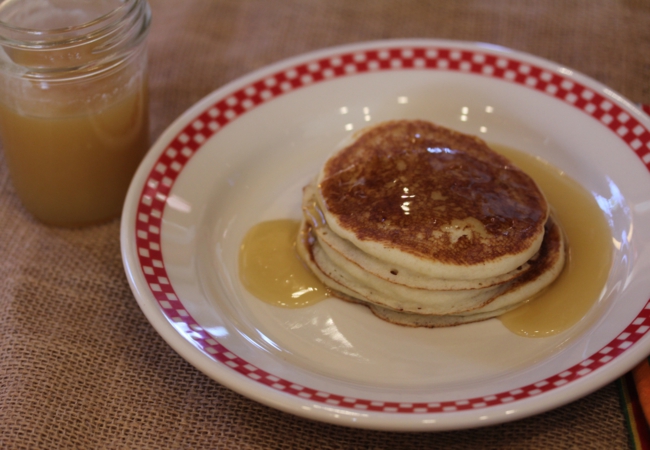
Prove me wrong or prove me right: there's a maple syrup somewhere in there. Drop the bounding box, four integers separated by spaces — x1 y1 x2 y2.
238 145 612 338
493 144 612 337
239 219 328 308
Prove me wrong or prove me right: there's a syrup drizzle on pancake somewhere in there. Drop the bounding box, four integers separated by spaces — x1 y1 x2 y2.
318 120 549 278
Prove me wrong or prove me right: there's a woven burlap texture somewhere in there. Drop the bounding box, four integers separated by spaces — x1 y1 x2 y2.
2 0 649 448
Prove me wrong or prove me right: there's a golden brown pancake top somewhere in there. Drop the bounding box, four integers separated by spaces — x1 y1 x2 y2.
319 120 548 266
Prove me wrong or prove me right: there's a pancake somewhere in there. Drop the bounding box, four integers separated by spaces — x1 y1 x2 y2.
304 181 534 292
297 213 565 321
366 216 565 327
316 120 549 280
297 119 566 327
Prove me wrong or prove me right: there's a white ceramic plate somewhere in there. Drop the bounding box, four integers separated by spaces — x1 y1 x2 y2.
121 39 650 431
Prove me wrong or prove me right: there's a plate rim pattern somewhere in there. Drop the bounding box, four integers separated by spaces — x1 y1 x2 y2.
128 41 650 415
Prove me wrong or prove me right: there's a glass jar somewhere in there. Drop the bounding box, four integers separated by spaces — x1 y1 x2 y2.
0 0 151 227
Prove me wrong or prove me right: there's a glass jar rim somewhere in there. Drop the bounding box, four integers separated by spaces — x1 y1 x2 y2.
0 0 146 48
0 0 150 79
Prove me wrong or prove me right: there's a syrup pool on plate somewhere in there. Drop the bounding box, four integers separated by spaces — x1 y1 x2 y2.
238 145 612 337
493 144 612 337
239 219 329 308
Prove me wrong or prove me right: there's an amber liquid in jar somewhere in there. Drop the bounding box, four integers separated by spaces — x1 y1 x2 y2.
0 0 151 226
0 82 149 226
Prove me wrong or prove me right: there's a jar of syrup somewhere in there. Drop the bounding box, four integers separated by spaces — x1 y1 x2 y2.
0 0 151 227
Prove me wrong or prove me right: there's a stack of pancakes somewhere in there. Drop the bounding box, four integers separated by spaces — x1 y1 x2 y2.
296 120 566 327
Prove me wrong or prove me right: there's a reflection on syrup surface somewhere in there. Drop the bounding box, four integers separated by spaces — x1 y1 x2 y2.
238 145 612 338
239 219 328 308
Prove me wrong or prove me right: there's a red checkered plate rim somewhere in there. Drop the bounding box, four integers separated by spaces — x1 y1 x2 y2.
121 39 650 431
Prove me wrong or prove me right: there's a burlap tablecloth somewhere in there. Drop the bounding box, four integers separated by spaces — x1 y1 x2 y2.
2 1 649 448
